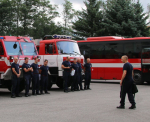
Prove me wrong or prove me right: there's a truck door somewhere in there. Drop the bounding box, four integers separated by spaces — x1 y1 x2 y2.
141 46 150 82
0 42 5 73
44 43 58 74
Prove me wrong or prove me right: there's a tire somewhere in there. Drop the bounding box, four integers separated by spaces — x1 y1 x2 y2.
56 76 73 88
7 79 25 93
133 71 143 85
47 80 53 90
56 77 64 89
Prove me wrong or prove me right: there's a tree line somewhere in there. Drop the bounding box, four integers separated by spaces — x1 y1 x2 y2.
0 0 150 40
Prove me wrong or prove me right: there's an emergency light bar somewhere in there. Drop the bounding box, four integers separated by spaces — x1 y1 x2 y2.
0 37 4 39
53 34 72 39
43 35 72 40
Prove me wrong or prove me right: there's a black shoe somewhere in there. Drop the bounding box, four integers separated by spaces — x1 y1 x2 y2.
32 93 36 95
87 88 91 90
16 95 22 97
36 93 41 95
25 95 29 97
11 95 16 98
64 90 68 93
41 92 44 95
129 105 136 109
45 92 50 94
117 105 125 109
84 87 87 90
80 89 84 91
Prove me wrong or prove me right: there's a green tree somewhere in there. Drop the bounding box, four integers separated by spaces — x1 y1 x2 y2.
147 4 150 36
62 0 76 35
31 0 59 39
0 0 16 35
103 0 149 37
18 0 58 37
0 0 59 38
72 0 105 39
133 0 149 37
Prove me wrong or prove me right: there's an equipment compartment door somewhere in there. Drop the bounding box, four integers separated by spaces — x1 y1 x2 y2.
141 47 150 82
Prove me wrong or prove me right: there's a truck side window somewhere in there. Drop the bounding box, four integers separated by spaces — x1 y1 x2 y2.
45 43 56 54
0 42 4 55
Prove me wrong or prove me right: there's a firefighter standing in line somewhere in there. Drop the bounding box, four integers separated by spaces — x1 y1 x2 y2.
61 57 71 93
11 57 22 98
22 57 33 97
77 58 84 90
31 58 40 95
40 59 50 94
84 58 92 90
71 58 79 91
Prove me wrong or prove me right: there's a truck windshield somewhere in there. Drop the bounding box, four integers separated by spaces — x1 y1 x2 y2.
4 42 22 55
21 42 37 55
57 41 81 55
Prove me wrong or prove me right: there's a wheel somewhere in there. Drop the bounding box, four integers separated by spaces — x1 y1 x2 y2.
56 76 72 88
56 77 64 89
6 79 25 93
133 71 143 85
147 81 150 85
47 76 53 90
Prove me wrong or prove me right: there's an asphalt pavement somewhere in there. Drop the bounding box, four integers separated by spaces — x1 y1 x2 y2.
0 82 150 122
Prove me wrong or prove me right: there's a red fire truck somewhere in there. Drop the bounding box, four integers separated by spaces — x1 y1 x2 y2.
0 36 39 92
78 36 150 85
34 35 84 89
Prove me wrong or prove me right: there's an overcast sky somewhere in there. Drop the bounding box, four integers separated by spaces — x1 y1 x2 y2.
51 0 150 23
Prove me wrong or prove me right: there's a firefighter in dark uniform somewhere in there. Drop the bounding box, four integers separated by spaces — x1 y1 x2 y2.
11 57 22 98
71 58 79 91
77 58 83 90
40 59 50 94
84 58 92 90
31 57 40 95
61 56 71 93
22 57 33 97
117 55 136 109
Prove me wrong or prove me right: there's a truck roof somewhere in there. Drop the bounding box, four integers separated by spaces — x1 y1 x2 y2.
0 36 32 42
78 36 150 43
34 39 76 46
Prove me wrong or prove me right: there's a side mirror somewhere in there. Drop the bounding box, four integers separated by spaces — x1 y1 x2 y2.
13 43 17 49
48 45 53 54
83 50 85 55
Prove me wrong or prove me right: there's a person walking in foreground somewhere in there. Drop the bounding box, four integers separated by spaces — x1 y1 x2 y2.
84 58 92 90
11 57 22 98
117 55 136 109
40 59 50 94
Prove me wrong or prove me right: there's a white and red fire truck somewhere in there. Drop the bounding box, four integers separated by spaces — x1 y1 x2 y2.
0 36 39 92
34 35 84 89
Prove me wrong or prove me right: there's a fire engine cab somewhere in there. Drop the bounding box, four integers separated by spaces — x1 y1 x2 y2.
34 35 84 89
0 36 39 92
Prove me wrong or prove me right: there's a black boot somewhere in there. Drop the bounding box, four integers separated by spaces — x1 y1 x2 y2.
129 105 136 109
116 105 125 109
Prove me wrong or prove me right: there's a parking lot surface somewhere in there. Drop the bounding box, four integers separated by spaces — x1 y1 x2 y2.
0 82 150 122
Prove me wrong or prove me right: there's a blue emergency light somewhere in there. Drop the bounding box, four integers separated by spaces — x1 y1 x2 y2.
52 34 72 39
0 37 4 39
